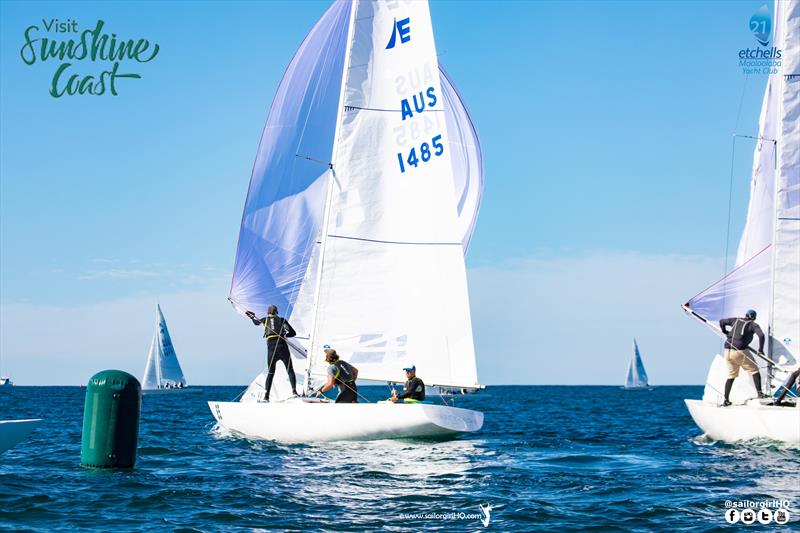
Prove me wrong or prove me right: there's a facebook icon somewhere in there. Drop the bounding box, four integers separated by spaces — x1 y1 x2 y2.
386 17 411 49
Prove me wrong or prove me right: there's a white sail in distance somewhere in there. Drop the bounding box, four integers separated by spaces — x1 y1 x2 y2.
625 339 649 388
142 304 187 389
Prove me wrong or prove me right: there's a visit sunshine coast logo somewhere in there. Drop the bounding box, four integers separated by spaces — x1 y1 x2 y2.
19 18 160 98
738 4 781 75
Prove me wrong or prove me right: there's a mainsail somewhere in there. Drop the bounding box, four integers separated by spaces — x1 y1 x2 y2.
625 339 649 388
684 0 799 371
142 305 187 389
229 0 484 390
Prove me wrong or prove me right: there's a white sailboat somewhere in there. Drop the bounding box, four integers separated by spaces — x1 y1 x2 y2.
684 0 799 444
209 0 485 442
142 305 201 394
624 339 650 389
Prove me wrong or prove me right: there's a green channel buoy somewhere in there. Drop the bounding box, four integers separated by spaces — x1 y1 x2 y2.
80 370 141 469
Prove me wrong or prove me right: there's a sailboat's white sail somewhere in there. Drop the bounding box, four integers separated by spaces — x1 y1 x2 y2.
142 305 187 389
772 0 800 366
303 0 478 389
625 339 649 388
685 0 799 373
228 0 484 390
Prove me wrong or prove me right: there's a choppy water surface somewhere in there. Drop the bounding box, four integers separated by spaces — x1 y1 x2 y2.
1 386 798 531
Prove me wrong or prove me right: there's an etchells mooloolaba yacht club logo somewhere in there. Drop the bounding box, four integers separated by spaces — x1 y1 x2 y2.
739 4 781 75
19 18 160 98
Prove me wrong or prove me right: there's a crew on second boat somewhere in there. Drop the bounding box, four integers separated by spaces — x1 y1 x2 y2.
388 365 425 403
315 348 359 403
719 309 766 406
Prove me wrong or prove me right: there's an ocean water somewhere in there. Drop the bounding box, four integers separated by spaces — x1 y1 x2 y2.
1 385 798 531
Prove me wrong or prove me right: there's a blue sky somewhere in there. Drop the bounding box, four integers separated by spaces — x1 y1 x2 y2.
0 1 773 384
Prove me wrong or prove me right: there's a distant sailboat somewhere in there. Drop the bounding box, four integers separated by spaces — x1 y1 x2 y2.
142 305 201 394
683 0 799 444
624 339 650 389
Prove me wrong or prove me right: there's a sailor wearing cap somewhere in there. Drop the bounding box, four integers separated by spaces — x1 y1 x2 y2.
388 365 425 403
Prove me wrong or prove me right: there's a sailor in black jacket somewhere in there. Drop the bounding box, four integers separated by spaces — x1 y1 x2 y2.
388 365 425 403
245 304 298 401
719 309 766 406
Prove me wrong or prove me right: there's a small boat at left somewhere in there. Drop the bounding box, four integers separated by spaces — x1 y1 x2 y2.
0 419 42 455
0 376 13 388
142 305 202 395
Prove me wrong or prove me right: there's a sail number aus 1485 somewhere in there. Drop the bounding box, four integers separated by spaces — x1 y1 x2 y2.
396 134 444 173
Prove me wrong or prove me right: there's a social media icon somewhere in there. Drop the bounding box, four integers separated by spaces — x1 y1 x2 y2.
741 509 756 525
757 509 773 524
774 509 790 525
725 509 740 524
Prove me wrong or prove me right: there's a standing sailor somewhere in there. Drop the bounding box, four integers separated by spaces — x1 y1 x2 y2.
245 305 298 401
315 348 359 403
388 365 425 403
719 309 766 406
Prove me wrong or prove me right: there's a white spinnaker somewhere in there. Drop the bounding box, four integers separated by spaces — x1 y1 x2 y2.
772 0 800 365
308 0 479 388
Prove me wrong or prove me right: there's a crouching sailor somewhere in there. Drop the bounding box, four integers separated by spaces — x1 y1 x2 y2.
245 305 298 401
388 365 425 403
719 309 766 406
315 348 359 403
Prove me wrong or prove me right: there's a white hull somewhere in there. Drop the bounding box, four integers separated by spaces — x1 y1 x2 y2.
142 387 203 395
209 399 483 442
685 399 800 444
0 419 42 454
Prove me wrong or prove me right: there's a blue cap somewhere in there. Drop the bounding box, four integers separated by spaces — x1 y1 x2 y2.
403 365 416 372
746 309 757 319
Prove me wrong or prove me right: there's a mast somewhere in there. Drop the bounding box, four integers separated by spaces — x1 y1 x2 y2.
305 0 358 393
767 0 785 392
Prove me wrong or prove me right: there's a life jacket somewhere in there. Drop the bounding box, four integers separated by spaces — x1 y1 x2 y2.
264 315 285 339
332 360 355 384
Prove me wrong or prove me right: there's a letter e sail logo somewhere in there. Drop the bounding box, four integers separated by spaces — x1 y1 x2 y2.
386 17 411 49
749 4 772 46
